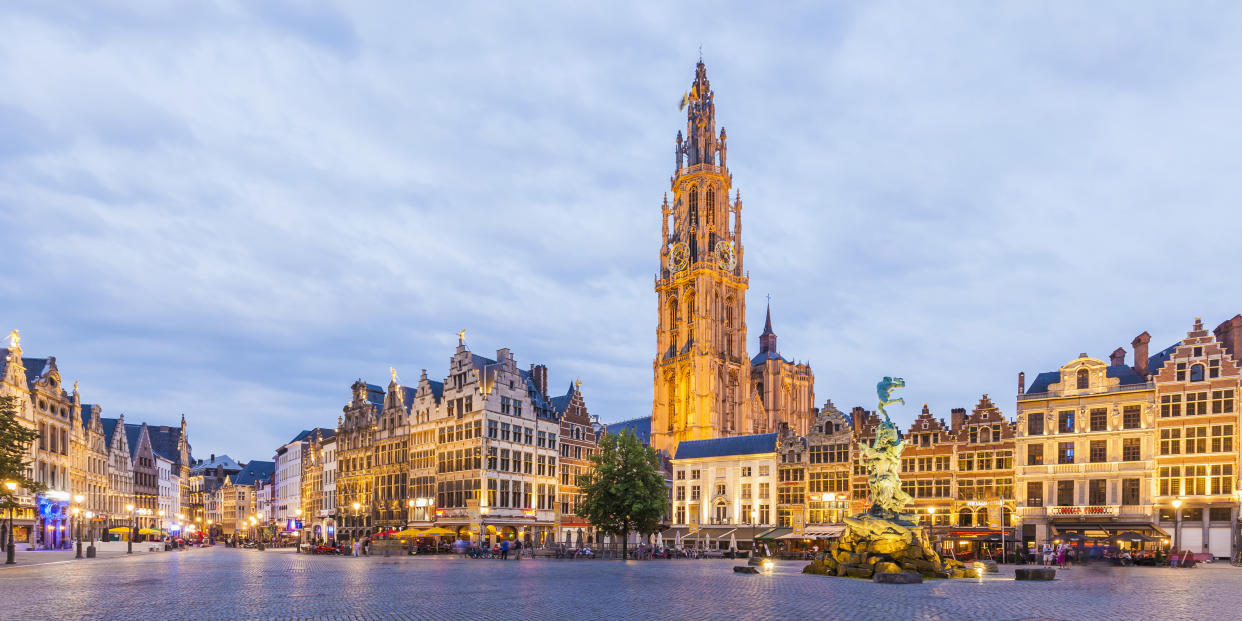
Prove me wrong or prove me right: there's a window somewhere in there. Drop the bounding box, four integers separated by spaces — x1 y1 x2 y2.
1210 507 1232 521
741 483 752 499
1209 359 1221 379
676 470 685 480
1058 411 1075 433
1027 413 1043 436
690 469 701 480
1026 482 1043 507
1211 390 1235 414
1090 409 1107 432
1056 481 1075 506
758 465 769 476
759 482 769 499
1089 440 1107 463
500 423 511 441
675 486 685 501
1185 427 1208 454
1159 466 1180 496
1122 438 1141 461
1160 429 1181 455
1186 392 1208 415
1088 479 1107 505
1184 465 1207 495
1118 478 1140 505
1122 406 1141 429
1161 394 1182 418
1211 424 1234 453
741 466 752 477
1057 442 1075 464
1176 363 1186 381
715 483 726 497
1210 464 1233 495
1076 368 1089 389
1189 364 1204 382
958 453 974 472
958 508 973 526
690 485 700 500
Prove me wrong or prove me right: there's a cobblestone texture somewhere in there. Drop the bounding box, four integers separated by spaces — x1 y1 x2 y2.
0 548 1239 620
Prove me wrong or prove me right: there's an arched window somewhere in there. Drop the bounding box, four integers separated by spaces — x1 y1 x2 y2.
1190 364 1205 382
1002 506 1013 527
725 297 734 326
1076 368 1089 389
705 188 715 228
958 508 973 526
668 298 679 327
979 428 991 443
976 508 989 527
688 187 699 230
685 291 696 344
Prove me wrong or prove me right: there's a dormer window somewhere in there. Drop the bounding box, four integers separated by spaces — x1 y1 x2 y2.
1076 369 1089 390
1190 364 1205 382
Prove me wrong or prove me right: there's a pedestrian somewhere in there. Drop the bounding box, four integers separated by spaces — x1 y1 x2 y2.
514 539 522 560
500 538 510 560
352 539 361 557
1056 545 1067 568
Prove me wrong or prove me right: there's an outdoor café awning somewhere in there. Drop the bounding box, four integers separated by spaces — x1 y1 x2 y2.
754 527 791 541
803 525 846 539
108 527 131 534
138 528 162 535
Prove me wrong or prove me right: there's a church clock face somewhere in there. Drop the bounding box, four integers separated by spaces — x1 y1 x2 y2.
670 242 689 272
714 241 735 271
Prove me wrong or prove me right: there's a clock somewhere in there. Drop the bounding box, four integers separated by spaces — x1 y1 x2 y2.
715 241 735 271
670 242 689 272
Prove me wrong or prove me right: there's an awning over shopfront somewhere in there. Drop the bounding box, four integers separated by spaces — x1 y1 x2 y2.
1052 523 1169 538
802 525 845 539
754 527 792 541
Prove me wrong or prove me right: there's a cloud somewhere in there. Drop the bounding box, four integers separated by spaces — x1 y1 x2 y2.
1 2 1241 458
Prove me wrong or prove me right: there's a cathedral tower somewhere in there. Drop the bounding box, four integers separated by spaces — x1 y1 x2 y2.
651 61 750 455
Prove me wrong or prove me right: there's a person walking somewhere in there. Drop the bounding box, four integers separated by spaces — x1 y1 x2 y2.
352 539 361 557
1056 544 1067 568
500 538 510 560
514 538 522 560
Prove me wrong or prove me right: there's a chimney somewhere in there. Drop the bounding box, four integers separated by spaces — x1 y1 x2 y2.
1215 315 1242 360
496 348 511 364
1109 348 1126 367
530 364 548 398
1018 372 1025 395
1132 331 1151 377
950 407 967 431
211 453 215 462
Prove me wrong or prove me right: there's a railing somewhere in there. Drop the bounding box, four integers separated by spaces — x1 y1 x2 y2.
1046 505 1119 517
1017 381 1154 401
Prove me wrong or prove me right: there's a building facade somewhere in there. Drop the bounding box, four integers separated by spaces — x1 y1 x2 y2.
669 434 778 549
553 381 597 543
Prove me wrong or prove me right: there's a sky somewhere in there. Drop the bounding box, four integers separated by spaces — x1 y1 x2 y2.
3 2 1242 461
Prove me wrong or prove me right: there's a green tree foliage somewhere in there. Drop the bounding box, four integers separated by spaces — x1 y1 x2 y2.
576 428 666 560
0 395 43 508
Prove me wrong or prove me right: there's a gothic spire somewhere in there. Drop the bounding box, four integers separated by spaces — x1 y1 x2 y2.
762 301 774 336
677 60 721 171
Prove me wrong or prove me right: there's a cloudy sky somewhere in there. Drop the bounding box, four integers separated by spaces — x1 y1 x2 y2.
3 2 1241 460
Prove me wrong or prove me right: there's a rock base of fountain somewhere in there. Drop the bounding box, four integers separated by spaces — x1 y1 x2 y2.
802 513 972 580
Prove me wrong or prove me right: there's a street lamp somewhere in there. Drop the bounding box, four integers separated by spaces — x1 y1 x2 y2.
72 494 85 559
84 511 95 558
926 507 937 553
352 502 361 544
1172 498 1184 560
749 509 758 558
5 480 17 565
295 508 303 553
125 503 135 554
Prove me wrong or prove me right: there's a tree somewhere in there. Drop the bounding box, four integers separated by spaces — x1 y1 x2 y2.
0 395 43 509
576 428 666 560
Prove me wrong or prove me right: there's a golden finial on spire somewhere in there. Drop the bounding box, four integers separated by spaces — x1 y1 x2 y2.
390 367 398 384
73 380 79 395
575 377 582 391
458 329 466 344
7 329 18 350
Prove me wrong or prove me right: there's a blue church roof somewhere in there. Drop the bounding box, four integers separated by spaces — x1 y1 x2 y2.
674 433 778 460
607 417 651 445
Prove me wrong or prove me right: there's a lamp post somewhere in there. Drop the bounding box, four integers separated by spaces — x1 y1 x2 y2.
73 494 85 559
926 506 937 554
295 508 303 553
125 503 135 554
85 511 95 557
352 502 361 546
256 512 265 551
1172 498 1184 561
5 480 18 564
749 509 758 558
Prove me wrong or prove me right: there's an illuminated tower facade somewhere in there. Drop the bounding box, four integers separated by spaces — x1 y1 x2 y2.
651 61 750 455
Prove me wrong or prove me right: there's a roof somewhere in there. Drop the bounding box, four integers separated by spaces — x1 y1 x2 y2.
426 379 444 402
1146 342 1179 376
80 403 98 431
101 417 123 448
287 429 314 444
750 351 791 366
233 460 275 486
190 454 243 473
1026 363 1150 395
674 433 778 460
1106 365 1147 386
606 417 651 445
365 384 386 410
124 423 148 459
549 383 576 415
21 357 48 387
148 425 185 467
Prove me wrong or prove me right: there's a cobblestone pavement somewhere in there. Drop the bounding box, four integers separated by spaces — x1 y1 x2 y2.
1 547 1239 620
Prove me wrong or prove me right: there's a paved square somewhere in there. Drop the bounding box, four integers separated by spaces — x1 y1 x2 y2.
1 548 1239 620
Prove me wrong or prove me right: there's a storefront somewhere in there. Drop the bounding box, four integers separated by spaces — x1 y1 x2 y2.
939 527 1018 562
